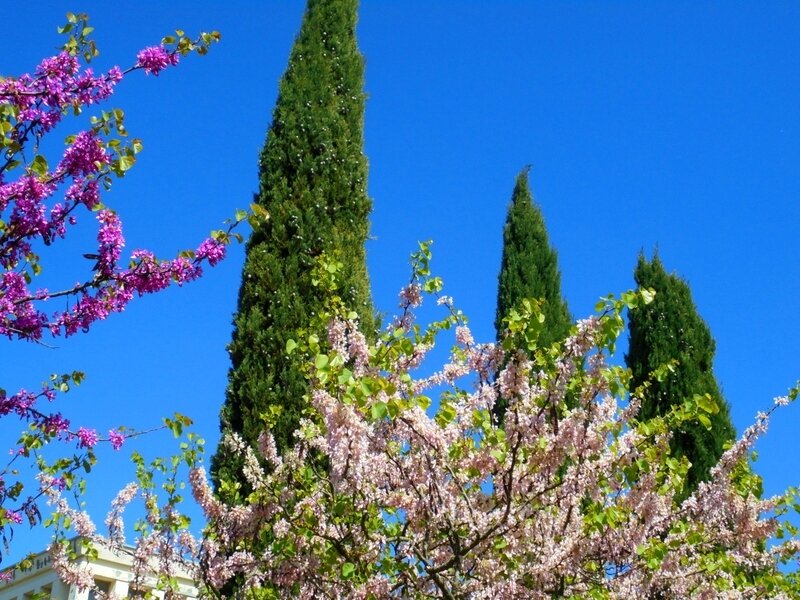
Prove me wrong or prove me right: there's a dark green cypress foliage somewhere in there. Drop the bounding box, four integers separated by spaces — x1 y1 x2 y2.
212 0 376 495
494 168 572 420
626 252 736 494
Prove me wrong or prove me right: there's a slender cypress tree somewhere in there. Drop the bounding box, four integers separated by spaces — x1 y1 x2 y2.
494 167 571 420
626 252 735 494
212 0 376 494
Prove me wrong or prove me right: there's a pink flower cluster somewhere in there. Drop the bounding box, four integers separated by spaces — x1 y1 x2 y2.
105 482 138 545
1 384 68 436
60 131 110 176
136 46 180 76
326 317 370 375
195 238 227 266
75 427 98 449
0 52 121 135
95 209 124 276
108 429 125 451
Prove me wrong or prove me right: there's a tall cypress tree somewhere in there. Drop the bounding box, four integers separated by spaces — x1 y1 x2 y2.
626 253 735 494
494 167 571 419
212 0 376 494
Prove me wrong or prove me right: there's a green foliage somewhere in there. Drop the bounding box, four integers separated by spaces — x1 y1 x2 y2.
626 252 736 495
212 0 377 495
494 167 571 420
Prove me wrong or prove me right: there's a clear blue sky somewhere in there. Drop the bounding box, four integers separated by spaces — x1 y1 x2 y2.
3 2 799 564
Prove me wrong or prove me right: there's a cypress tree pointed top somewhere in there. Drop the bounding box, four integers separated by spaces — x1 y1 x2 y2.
492 168 571 423
626 251 735 494
252 0 371 253
511 165 533 202
494 167 571 346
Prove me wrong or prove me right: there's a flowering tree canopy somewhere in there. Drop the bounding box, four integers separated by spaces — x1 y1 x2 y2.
47 245 800 598
0 13 260 564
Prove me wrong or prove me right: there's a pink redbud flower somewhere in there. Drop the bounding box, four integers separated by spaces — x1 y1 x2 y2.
60 131 109 177
196 238 226 266
108 429 125 451
136 46 179 76
76 426 98 448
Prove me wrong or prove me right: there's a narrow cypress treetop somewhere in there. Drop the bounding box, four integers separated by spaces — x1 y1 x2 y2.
495 167 571 347
212 0 376 493
626 252 736 494
493 168 571 422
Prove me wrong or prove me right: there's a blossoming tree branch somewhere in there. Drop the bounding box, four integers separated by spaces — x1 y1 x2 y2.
0 13 264 562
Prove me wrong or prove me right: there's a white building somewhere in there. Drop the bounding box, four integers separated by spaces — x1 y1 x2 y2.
0 538 199 600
